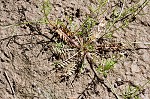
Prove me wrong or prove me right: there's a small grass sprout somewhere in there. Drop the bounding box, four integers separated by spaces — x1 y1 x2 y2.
122 85 141 99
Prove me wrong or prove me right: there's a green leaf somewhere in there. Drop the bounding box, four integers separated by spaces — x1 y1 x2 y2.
86 44 94 52
104 59 116 71
55 42 64 49
77 31 83 36
97 65 103 72
42 0 51 17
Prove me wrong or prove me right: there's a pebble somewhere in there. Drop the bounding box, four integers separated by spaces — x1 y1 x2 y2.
142 51 150 63
131 61 141 73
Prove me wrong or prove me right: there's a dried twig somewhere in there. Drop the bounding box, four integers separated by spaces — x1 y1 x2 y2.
3 71 16 99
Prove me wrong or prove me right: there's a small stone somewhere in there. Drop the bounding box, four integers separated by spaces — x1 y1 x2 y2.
142 51 150 63
131 61 140 73
117 78 122 82
140 93 149 99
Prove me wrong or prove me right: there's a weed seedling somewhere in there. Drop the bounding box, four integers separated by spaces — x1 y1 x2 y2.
40 0 149 76
122 85 141 99
122 80 150 99
97 58 116 77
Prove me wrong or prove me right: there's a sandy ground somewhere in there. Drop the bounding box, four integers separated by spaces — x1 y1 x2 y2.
0 0 150 99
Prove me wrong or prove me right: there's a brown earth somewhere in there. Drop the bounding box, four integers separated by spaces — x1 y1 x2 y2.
0 0 150 99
